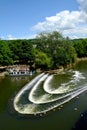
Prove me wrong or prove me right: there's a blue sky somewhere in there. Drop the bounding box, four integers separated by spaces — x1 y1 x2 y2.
0 0 87 39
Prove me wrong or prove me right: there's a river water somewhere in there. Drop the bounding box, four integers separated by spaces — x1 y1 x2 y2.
0 60 87 130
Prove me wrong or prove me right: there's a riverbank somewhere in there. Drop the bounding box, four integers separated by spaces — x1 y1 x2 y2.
46 66 64 74
0 71 7 77
46 57 86 74
77 57 87 62
0 57 87 77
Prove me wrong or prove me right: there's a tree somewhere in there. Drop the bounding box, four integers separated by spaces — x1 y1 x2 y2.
36 31 64 54
8 40 35 65
35 50 52 70
8 40 22 62
35 31 77 68
0 40 13 66
73 39 87 58
20 40 35 64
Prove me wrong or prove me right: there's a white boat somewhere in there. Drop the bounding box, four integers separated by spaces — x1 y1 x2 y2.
7 66 33 76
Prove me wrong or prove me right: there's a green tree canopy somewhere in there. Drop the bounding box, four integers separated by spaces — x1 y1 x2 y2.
35 31 77 68
0 40 13 66
8 40 35 64
35 50 52 70
73 38 87 58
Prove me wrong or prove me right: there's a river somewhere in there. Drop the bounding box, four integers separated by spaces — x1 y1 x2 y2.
0 60 87 130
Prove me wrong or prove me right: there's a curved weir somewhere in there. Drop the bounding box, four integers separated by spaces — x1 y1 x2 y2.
43 71 85 94
13 70 87 115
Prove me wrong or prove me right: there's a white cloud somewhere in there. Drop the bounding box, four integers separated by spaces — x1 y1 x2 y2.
7 34 36 40
33 10 82 30
23 34 37 39
7 34 17 40
32 0 87 39
77 0 87 12
63 27 87 39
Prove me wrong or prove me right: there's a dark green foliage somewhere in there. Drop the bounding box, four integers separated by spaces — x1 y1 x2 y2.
35 50 52 70
0 40 13 65
19 40 35 64
8 40 35 64
73 38 87 58
8 40 22 61
35 31 77 68
0 31 87 70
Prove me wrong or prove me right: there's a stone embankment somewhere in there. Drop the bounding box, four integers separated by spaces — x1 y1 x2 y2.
77 57 87 62
0 72 7 77
46 67 64 74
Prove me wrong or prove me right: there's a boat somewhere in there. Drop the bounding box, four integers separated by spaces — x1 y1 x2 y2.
7 65 33 76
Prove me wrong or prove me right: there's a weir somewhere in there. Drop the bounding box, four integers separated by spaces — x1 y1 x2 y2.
13 70 87 115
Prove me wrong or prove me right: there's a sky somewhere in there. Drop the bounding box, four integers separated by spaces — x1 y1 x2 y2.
0 0 87 40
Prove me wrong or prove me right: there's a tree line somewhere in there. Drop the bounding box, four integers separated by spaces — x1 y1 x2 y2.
0 31 87 70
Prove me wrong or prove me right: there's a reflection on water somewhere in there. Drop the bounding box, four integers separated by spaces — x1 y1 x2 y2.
13 67 87 115
10 76 31 82
0 75 33 113
0 60 87 130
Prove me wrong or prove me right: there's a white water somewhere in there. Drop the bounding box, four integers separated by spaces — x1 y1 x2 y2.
43 71 85 94
14 73 44 109
29 73 49 103
13 70 87 115
14 84 87 114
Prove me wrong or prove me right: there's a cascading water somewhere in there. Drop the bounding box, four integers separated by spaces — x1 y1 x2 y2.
13 70 87 115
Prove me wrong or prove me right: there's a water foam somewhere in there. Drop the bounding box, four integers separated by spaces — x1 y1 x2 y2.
29 73 49 104
14 84 87 114
13 71 87 115
43 71 85 94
